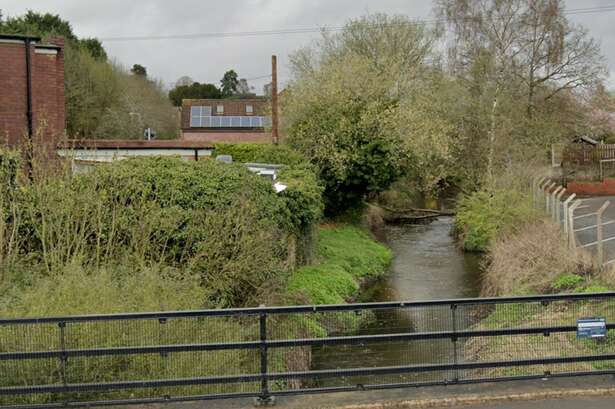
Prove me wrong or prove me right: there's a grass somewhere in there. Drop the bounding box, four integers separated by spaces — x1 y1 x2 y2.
465 200 615 378
288 224 392 305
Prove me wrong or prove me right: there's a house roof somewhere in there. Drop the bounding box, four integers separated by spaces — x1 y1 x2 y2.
182 98 268 105
59 139 214 150
573 135 599 145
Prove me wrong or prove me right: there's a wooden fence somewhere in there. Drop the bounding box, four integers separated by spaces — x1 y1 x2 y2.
563 144 615 166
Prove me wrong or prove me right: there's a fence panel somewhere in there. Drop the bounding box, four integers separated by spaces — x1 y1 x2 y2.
2 293 615 408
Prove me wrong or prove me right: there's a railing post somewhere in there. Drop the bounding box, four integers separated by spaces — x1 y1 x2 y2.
256 305 274 406
568 200 582 249
545 182 555 214
555 188 566 224
563 193 576 234
551 187 563 221
538 180 549 209
533 176 545 208
450 304 459 384
597 201 610 267
58 321 68 400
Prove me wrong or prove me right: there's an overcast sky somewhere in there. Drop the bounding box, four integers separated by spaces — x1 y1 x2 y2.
2 0 614 92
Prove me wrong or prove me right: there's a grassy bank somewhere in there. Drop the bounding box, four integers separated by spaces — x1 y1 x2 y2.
288 224 392 305
456 184 615 378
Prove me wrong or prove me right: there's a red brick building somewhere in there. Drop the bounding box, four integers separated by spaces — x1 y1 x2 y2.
180 98 272 143
0 34 65 157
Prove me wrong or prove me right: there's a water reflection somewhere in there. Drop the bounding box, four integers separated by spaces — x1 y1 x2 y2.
311 217 482 386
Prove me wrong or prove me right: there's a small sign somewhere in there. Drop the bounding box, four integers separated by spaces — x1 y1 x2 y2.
577 318 607 339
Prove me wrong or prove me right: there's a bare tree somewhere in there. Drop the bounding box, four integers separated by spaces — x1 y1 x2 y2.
437 0 606 117
436 0 606 180
175 76 194 87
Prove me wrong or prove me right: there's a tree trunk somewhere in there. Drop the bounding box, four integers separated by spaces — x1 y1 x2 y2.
487 86 500 183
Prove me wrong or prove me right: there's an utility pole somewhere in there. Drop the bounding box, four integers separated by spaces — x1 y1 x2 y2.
271 55 279 145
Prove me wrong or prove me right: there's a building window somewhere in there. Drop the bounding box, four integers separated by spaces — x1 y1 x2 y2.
190 106 211 127
216 105 224 114
246 104 253 114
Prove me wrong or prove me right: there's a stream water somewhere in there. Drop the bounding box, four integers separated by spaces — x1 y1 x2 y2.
311 217 483 384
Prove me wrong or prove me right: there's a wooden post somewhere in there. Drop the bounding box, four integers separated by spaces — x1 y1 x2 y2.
271 55 279 145
568 200 582 249
596 201 610 266
563 193 576 233
555 188 566 224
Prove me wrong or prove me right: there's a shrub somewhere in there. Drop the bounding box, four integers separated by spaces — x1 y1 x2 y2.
455 188 537 252
484 221 594 296
0 265 259 406
213 143 308 167
8 157 314 307
284 56 408 215
0 149 21 268
0 149 20 197
552 273 585 292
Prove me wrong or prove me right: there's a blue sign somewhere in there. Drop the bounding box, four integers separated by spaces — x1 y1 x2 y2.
577 318 607 339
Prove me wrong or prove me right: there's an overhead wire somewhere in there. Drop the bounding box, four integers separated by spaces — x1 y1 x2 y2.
98 4 615 42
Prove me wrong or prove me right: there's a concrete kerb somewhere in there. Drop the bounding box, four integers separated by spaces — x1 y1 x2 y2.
312 388 615 409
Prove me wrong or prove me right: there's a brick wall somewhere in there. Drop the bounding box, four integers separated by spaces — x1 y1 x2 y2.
567 179 615 196
0 37 65 158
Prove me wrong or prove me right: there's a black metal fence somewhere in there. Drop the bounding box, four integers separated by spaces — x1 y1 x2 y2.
2 292 615 408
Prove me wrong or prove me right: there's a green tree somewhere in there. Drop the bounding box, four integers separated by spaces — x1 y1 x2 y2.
284 13 441 212
1 11 178 139
285 55 407 213
0 10 77 40
435 0 607 183
168 82 222 106
220 70 239 97
80 38 107 60
131 64 147 77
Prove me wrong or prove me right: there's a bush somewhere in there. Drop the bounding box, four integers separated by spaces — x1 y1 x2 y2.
0 149 21 268
455 188 537 252
213 143 309 167
5 157 319 308
0 265 259 406
283 56 407 215
484 221 594 296
552 273 585 292
0 149 20 197
213 144 324 234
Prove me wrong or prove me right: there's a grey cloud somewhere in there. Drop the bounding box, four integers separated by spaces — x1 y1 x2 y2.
1 0 613 89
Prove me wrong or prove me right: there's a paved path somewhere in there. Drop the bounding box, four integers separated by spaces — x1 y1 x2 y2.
150 377 615 409
451 396 614 409
569 196 615 262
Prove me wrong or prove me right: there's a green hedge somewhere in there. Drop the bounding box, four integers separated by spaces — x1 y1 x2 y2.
8 157 320 307
454 188 537 252
213 142 308 167
214 143 324 234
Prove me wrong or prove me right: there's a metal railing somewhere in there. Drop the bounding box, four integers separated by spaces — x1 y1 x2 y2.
533 176 615 266
1 292 615 408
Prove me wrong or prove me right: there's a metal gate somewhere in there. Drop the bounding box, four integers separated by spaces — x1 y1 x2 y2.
1 292 615 408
